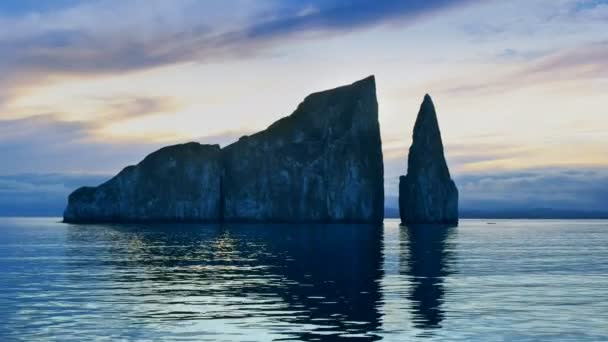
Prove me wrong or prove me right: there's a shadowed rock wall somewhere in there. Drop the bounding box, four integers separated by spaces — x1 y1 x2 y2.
64 76 384 223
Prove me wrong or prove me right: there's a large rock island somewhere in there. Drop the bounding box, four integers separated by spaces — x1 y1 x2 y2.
64 76 384 223
399 95 458 225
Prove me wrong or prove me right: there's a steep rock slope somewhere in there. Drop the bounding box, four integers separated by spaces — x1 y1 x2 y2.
222 76 384 223
399 95 458 225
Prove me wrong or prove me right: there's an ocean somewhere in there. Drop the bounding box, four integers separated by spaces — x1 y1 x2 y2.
1 218 607 341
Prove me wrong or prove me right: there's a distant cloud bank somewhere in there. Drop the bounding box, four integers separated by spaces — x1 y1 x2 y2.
2 167 607 217
0 173 108 216
455 168 608 212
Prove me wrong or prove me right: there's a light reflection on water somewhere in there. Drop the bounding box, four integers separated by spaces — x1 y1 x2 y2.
1 218 607 341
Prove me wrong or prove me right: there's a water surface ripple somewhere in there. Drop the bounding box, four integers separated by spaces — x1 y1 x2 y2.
1 218 607 341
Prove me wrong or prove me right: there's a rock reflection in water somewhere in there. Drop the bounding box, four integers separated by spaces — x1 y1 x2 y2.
400 224 456 330
65 223 384 341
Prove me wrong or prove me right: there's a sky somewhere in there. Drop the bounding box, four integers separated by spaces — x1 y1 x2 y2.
0 0 607 215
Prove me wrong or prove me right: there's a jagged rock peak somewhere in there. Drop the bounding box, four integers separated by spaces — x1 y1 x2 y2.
399 94 458 225
222 75 384 223
409 94 448 177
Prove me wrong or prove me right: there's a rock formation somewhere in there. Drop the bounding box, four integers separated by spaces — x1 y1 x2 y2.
64 143 222 223
399 95 458 225
222 76 384 223
64 76 384 223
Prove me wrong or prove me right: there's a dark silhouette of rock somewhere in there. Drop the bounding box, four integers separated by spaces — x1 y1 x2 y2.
399 95 458 225
64 143 222 223
400 224 455 330
64 76 384 223
222 76 384 223
65 222 384 340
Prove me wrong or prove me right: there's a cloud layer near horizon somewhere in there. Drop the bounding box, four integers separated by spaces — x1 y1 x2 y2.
4 168 607 217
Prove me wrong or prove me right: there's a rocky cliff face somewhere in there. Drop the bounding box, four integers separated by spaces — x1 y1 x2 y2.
399 95 458 225
64 76 384 223
64 143 222 223
222 76 384 222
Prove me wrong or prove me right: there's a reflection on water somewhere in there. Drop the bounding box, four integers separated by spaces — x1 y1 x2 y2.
401 225 455 330
1 218 608 341
62 223 384 341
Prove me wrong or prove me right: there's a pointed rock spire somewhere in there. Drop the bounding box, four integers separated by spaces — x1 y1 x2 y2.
399 94 458 225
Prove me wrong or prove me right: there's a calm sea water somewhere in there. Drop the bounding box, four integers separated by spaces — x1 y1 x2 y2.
0 218 607 341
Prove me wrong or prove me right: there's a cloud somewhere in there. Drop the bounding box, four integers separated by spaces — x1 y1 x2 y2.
4 27 215 75
0 173 109 216
0 0 85 15
0 0 242 106
88 95 180 121
454 167 608 212
0 94 179 140
384 166 608 214
0 0 475 107
243 0 476 39
460 0 608 40
524 40 608 76
495 48 551 62
427 0 608 96
0 114 89 147
439 41 608 96
0 114 163 174
0 113 251 175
